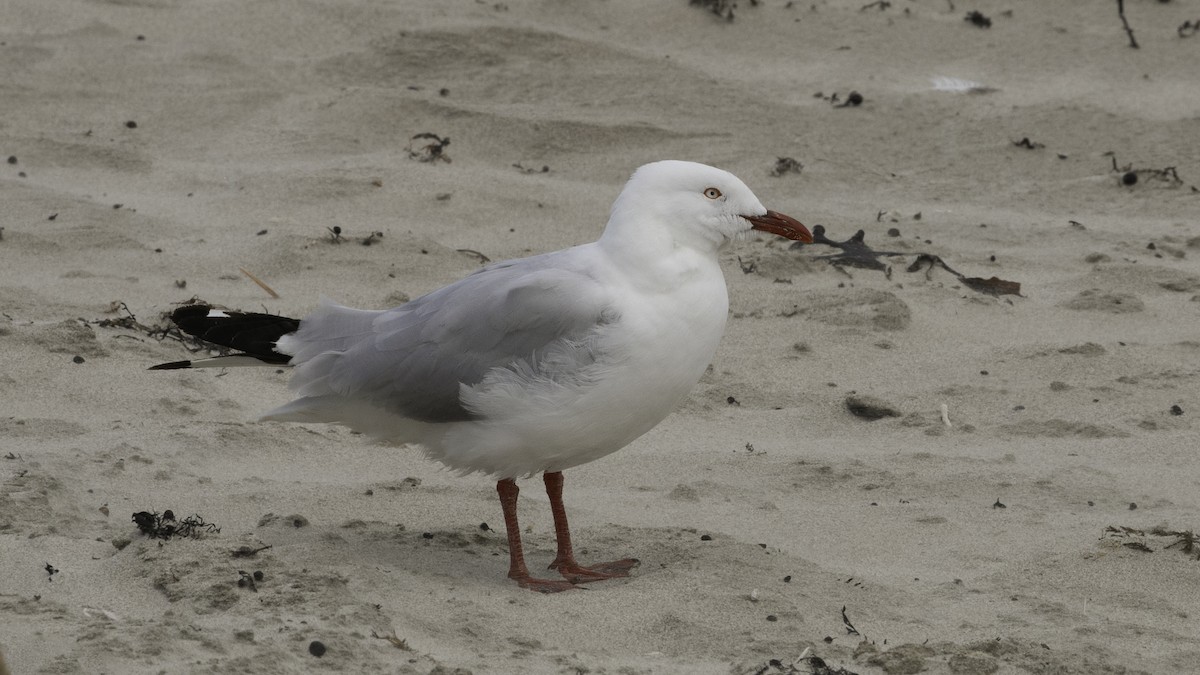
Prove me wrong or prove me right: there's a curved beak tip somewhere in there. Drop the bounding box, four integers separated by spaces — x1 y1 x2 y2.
746 210 813 244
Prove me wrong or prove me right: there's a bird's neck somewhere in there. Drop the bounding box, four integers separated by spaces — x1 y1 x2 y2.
599 197 724 256
597 216 724 292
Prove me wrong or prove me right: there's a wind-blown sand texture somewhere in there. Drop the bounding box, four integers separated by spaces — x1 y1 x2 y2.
3 1 1199 673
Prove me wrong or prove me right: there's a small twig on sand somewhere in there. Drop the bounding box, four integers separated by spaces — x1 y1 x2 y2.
240 268 280 299
456 248 492 264
230 544 273 558
371 629 412 650
1117 0 1139 49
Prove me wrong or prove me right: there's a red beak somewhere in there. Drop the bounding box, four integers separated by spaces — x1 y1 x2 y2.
744 210 813 243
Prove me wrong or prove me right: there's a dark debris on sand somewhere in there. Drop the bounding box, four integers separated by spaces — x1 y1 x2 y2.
964 11 992 28
1102 525 1200 559
908 255 1023 297
796 225 904 273
91 298 228 356
792 226 1023 297
407 133 451 163
745 654 860 675
690 0 740 22
1107 154 1194 191
844 394 901 420
770 157 803 177
132 510 220 540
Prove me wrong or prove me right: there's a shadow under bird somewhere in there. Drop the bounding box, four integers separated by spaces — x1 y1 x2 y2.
151 160 812 592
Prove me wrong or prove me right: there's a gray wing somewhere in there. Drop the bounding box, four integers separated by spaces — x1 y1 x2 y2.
273 251 615 423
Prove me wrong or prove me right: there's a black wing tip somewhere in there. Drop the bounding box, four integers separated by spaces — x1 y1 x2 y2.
154 302 298 367
170 302 213 320
148 360 193 370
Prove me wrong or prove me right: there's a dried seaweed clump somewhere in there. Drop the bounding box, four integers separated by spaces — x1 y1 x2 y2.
1102 524 1200 558
132 510 220 540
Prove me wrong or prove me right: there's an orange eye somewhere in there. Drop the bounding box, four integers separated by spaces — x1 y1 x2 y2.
703 187 722 199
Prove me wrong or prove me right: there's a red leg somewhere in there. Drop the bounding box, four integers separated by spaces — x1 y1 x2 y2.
496 479 575 593
544 471 639 583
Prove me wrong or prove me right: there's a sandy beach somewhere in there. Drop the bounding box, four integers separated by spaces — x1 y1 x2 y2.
3 1 1200 673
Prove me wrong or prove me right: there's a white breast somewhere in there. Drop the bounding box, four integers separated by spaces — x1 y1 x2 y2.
430 248 730 478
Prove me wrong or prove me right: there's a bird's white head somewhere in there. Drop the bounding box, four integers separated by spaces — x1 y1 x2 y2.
601 160 811 256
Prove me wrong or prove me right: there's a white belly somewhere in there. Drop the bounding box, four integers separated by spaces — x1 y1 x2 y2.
432 255 729 478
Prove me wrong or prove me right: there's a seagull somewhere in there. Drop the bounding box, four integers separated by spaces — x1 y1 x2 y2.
151 160 812 592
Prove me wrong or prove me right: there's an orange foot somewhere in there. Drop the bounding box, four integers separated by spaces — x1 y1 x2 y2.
551 558 640 584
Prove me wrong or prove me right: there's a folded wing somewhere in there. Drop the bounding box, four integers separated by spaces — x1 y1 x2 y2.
270 253 616 424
